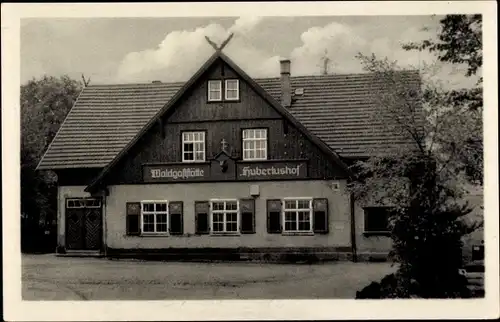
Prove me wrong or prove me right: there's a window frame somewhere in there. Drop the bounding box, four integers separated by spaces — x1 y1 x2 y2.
242 128 268 161
208 80 222 102
209 199 240 235
140 200 169 235
66 198 101 209
363 206 392 236
281 197 314 234
181 131 206 163
224 79 240 101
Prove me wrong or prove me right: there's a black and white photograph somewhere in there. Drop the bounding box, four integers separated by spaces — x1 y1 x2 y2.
2 1 498 321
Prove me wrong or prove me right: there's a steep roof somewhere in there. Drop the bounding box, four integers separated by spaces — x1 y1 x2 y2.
83 51 353 192
256 72 421 156
36 56 420 171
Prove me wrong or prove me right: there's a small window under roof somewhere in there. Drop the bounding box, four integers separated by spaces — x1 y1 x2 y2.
294 88 304 96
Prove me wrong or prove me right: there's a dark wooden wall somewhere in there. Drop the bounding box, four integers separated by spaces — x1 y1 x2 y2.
103 58 348 184
168 61 281 123
107 118 346 184
56 168 103 186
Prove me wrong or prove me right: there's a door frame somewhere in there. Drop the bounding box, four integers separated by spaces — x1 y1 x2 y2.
65 197 103 251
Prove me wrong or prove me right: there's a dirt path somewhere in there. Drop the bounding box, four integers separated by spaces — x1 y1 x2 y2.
22 254 396 300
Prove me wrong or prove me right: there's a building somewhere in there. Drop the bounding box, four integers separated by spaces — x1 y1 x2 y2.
36 48 421 261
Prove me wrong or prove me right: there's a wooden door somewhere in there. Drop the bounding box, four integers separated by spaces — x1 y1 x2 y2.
66 207 85 250
84 208 102 250
65 198 102 250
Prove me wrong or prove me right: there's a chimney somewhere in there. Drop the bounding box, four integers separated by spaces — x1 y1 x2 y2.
280 59 291 108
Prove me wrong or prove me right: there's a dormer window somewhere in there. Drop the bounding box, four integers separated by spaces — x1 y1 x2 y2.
208 80 222 101
208 79 239 102
225 79 239 100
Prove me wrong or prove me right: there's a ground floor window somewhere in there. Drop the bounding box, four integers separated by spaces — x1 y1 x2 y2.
363 207 392 234
210 200 239 234
141 201 168 233
283 198 313 233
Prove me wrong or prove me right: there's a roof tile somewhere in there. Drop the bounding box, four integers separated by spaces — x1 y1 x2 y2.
37 72 420 170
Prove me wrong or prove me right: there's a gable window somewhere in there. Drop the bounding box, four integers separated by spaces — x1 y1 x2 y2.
208 80 222 101
283 198 313 233
225 79 239 100
364 207 392 235
242 129 267 160
211 200 239 234
182 131 205 162
141 201 168 234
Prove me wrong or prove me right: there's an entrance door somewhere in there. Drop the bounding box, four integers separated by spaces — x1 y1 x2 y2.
66 198 102 250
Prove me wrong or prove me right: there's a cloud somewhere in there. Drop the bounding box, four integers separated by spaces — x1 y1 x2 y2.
115 18 479 89
116 23 225 82
116 19 371 83
288 22 479 89
290 22 368 75
287 22 443 76
229 16 263 34
115 17 277 83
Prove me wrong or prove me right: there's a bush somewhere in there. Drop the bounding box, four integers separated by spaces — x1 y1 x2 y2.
21 218 57 253
356 271 471 299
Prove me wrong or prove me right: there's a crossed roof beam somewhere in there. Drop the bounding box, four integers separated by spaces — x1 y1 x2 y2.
205 33 234 52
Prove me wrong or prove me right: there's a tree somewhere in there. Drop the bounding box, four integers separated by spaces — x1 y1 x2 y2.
353 14 484 298
403 15 482 79
21 75 82 252
350 52 482 298
403 14 483 183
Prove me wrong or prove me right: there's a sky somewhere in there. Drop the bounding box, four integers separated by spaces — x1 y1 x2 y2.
20 15 479 88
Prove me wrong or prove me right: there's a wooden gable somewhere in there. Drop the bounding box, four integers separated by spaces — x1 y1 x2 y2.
87 52 351 190
167 59 281 123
